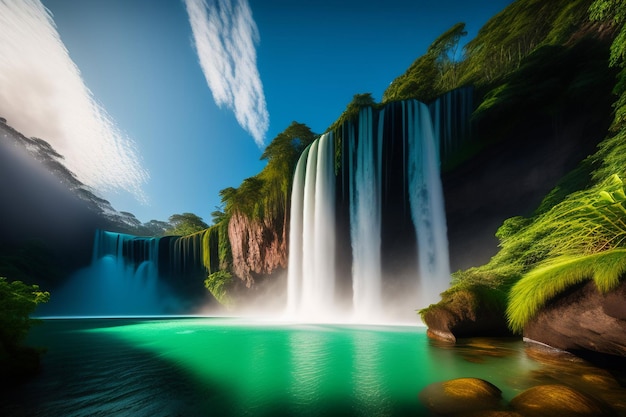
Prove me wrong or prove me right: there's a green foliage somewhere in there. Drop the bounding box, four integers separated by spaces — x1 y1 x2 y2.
0 277 49 352
499 1 626 333
327 93 377 172
328 93 377 132
204 270 233 307
461 0 594 87
383 23 466 103
429 22 468 91
541 174 626 255
219 122 316 224
208 122 315 282
494 216 532 243
448 173 626 333
165 213 209 236
473 39 614 127
589 0 626 67
507 249 626 332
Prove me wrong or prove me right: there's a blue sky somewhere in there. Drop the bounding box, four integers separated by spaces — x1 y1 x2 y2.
4 0 512 225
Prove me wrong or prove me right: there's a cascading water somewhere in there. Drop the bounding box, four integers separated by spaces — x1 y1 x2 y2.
349 107 383 321
406 101 451 309
37 229 213 317
288 133 337 320
286 88 472 323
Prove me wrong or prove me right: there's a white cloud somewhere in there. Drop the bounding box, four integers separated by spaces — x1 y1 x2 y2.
0 0 148 200
184 0 269 147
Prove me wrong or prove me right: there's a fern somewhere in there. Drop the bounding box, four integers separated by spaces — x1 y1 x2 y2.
506 249 626 332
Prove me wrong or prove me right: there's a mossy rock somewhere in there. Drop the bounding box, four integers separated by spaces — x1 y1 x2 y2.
510 384 616 417
418 377 504 415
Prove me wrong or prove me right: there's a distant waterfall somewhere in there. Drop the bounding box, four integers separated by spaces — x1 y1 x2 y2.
286 88 472 323
38 229 215 317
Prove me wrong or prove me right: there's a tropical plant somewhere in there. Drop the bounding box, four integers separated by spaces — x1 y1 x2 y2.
505 174 626 329
507 249 626 332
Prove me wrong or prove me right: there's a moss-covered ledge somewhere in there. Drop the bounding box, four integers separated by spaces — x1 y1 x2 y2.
419 284 513 342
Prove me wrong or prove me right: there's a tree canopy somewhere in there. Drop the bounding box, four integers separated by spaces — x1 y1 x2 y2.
165 213 209 236
218 122 316 221
383 23 467 103
0 277 49 353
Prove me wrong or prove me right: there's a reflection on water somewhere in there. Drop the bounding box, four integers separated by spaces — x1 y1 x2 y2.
289 328 329 407
352 328 388 414
2 318 625 416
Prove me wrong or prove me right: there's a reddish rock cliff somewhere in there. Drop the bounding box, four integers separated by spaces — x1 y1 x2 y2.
228 211 288 287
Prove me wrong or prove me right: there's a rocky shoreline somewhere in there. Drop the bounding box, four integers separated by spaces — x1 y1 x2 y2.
422 280 626 359
418 338 626 416
420 279 626 415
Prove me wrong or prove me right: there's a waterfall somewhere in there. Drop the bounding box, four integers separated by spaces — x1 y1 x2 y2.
289 133 337 320
38 229 214 317
405 101 451 308
350 107 382 320
286 145 310 315
286 88 472 322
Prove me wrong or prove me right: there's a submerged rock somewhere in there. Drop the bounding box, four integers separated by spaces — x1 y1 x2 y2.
418 377 504 415
509 384 616 417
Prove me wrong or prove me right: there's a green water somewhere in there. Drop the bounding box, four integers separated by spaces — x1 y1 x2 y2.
3 318 625 416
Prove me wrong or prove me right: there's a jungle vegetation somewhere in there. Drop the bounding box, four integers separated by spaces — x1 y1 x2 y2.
199 0 626 315
0 277 49 379
201 122 317 301
424 0 626 333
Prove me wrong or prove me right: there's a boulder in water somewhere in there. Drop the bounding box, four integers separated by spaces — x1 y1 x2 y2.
509 384 616 417
418 377 504 415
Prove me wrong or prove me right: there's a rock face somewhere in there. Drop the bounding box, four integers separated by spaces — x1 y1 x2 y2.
421 288 512 342
228 212 287 287
524 280 626 357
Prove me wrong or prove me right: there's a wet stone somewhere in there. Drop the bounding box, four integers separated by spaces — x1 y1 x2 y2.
418 377 504 415
509 384 616 417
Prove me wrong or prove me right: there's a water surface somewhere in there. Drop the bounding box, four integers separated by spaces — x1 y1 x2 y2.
2 318 625 416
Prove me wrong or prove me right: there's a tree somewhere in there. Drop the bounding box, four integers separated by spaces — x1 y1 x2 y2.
0 277 49 353
165 213 209 236
428 22 467 90
382 23 466 103
329 93 377 130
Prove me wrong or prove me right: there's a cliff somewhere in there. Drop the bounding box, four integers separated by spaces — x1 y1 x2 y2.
228 211 287 287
